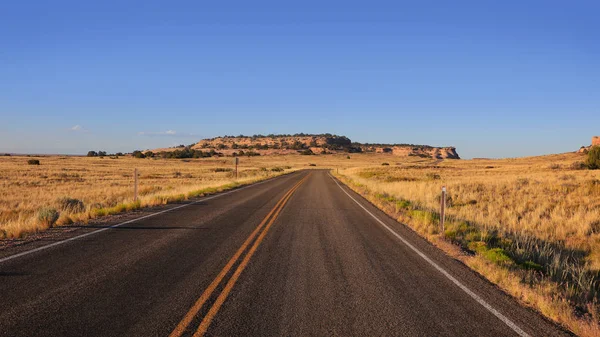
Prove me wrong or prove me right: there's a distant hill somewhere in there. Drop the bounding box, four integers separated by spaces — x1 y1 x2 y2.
149 134 460 159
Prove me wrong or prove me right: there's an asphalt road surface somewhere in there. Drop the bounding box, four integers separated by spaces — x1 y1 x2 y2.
0 170 570 336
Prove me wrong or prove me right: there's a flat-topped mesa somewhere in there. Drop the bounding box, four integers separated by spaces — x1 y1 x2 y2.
361 145 459 159
150 134 460 159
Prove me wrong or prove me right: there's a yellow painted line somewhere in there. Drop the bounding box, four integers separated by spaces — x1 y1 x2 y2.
169 174 309 337
192 173 309 337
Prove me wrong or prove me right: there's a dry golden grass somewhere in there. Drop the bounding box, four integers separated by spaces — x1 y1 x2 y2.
3 151 599 334
335 151 600 335
0 153 391 239
0 155 285 238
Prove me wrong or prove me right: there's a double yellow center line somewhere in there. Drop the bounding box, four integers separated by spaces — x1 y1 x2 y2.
169 173 310 337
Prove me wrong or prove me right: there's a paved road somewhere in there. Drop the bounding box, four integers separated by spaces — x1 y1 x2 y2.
0 170 570 336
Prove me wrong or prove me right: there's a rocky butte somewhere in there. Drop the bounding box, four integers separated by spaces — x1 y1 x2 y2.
151 134 460 159
578 136 600 154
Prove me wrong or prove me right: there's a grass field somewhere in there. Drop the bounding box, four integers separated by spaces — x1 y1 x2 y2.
0 153 385 239
2 151 599 334
335 151 600 335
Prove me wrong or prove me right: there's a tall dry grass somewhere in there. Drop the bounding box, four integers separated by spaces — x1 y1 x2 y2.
0 153 397 239
336 152 600 335
0 155 300 238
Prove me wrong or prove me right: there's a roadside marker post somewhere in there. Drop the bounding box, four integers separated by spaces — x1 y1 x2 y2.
234 157 239 179
134 168 139 202
440 186 446 233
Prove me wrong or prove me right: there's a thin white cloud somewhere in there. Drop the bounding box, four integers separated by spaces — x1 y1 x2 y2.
137 130 197 137
69 125 87 132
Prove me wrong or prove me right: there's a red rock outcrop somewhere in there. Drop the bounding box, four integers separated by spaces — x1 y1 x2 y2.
578 136 600 154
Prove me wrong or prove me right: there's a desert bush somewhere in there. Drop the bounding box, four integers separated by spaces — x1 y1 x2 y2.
548 163 561 170
382 162 390 166
425 173 441 180
37 208 59 227
587 146 600 170
132 150 146 159
214 168 233 172
570 161 587 170
271 167 284 172
27 159 40 165
87 151 98 157
299 149 314 155
57 197 85 213
309 163 317 167
173 171 182 178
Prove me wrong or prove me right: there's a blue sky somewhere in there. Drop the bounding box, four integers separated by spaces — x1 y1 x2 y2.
1 0 598 158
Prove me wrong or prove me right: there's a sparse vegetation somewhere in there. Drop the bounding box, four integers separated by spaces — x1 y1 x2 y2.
587 146 600 170
37 207 59 228
57 197 85 213
334 152 600 336
132 150 146 159
0 155 318 239
3 150 599 334
299 149 314 155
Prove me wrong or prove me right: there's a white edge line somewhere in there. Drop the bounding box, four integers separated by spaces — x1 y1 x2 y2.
328 173 531 337
0 173 295 264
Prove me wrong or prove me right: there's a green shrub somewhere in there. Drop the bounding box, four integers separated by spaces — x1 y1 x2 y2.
57 197 85 213
482 248 513 266
27 159 40 165
38 208 59 227
395 199 411 211
587 146 600 169
132 150 146 158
